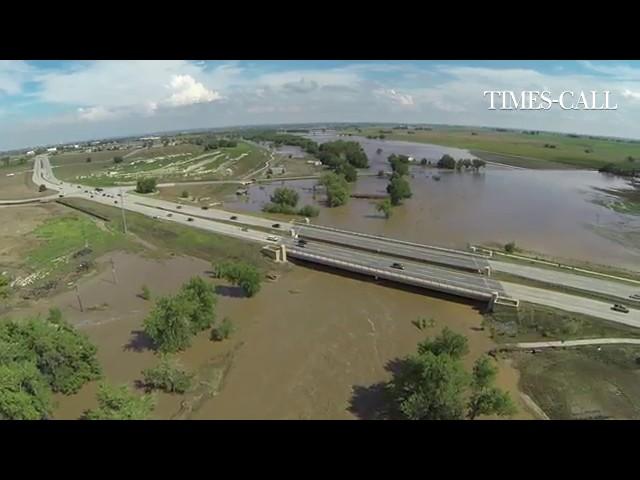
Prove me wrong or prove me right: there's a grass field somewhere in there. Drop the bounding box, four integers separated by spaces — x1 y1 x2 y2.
344 126 640 170
486 302 640 343
514 346 640 419
57 198 272 270
156 184 238 205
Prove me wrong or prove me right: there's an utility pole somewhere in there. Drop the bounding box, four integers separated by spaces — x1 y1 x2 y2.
75 285 84 313
120 188 128 235
111 257 117 285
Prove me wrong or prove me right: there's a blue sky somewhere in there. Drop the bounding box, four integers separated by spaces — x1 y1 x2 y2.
2 60 640 150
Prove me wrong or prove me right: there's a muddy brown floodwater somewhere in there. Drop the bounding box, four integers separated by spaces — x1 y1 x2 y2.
225 167 640 271
11 251 532 420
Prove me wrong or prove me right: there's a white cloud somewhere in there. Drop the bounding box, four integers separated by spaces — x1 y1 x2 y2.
166 75 221 107
622 89 640 101
374 88 414 106
77 106 117 122
0 60 34 95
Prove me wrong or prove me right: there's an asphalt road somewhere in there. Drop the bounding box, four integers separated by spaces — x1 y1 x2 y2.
504 338 640 349
285 240 504 297
501 281 640 328
295 225 489 273
491 260 640 301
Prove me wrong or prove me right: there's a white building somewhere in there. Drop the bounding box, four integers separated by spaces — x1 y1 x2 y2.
46 147 57 153
26 150 35 156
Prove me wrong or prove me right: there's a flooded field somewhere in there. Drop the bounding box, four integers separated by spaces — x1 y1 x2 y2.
223 136 640 271
8 251 532 420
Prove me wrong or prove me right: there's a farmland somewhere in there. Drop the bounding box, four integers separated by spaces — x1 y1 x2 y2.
342 125 640 170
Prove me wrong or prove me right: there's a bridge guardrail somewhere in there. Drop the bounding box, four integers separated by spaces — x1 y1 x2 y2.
294 222 488 261
287 248 497 302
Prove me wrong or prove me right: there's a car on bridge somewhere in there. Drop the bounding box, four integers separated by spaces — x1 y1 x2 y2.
272 223 281 228
612 304 630 313
266 236 279 242
630 294 640 300
187 217 194 222
391 262 405 270
230 215 238 220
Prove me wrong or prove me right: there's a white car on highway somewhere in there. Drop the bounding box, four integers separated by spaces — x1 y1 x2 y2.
266 236 279 242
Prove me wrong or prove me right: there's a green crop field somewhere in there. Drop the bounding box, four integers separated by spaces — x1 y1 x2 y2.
345 126 640 170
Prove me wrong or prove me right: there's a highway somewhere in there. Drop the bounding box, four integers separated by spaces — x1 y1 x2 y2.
501 281 640 328
501 338 640 350
294 224 490 273
21 154 640 326
491 260 640 301
284 240 504 300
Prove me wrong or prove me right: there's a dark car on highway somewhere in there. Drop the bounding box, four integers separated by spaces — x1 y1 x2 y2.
612 304 630 313
187 217 194 222
201 206 209 210
230 215 238 220
272 223 281 228
391 262 405 270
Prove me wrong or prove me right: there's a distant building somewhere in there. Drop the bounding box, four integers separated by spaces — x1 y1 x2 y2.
306 160 322 166
46 147 57 153
26 150 35 156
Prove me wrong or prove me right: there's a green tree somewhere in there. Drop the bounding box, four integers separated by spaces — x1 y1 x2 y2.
12 317 102 394
504 241 516 254
271 187 299 207
179 276 217 332
211 317 235 341
180 190 189 198
86 157 92 163
376 198 393 219
387 329 515 420
135 177 157 194
143 295 195 353
140 285 151 301
19 157 27 165
0 360 52 420
1 156 10 167
142 356 192 394
336 162 358 183
417 327 469 359
387 174 412 206
113 156 124 164
389 350 469 420
388 154 410 176
83 383 155 420
0 274 11 299
47 307 62 324
437 154 456 169
467 356 517 419
216 261 262 297
298 205 320 217
471 159 486 170
319 172 349 207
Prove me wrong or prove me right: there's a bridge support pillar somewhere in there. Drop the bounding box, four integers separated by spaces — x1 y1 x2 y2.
261 244 287 263
488 292 499 312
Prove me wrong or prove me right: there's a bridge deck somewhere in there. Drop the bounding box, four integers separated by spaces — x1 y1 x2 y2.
285 241 503 302
294 224 489 273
